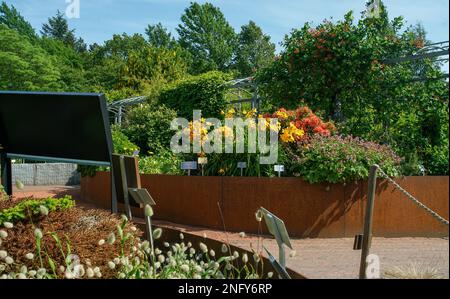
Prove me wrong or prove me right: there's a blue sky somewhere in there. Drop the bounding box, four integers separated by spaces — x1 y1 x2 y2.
4 0 450 52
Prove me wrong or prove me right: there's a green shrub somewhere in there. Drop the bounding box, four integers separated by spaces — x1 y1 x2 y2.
77 126 140 177
138 151 183 175
158 71 232 119
122 104 177 155
285 135 401 184
0 196 74 225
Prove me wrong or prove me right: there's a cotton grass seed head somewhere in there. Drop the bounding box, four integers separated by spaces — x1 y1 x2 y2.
179 233 184 240
238 232 246 238
199 242 208 253
5 256 14 264
3 222 13 229
25 253 34 260
289 250 297 258
152 228 162 240
39 205 49 216
86 268 94 278
267 272 273 278
107 233 116 245
0 230 8 239
15 180 24 190
34 228 43 239
108 261 116 270
180 264 190 273
221 244 228 253
0 250 7 259
98 239 105 246
242 253 248 264
209 249 215 257
144 205 154 217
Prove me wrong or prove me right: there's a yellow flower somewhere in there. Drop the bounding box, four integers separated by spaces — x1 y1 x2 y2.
218 168 225 175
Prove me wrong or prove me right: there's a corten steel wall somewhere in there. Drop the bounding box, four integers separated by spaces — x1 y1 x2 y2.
80 172 449 238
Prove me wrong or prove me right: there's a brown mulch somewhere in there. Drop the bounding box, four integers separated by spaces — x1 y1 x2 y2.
1 202 143 279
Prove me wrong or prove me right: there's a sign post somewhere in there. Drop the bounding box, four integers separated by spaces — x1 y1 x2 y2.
237 162 247 177
274 165 284 177
181 161 197 176
198 157 208 176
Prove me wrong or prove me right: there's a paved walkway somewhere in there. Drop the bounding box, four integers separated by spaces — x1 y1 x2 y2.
11 185 449 279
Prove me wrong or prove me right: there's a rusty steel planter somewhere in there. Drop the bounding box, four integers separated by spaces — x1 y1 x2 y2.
81 172 449 238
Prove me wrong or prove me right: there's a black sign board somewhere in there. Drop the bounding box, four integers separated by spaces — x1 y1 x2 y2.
0 91 113 164
0 91 114 197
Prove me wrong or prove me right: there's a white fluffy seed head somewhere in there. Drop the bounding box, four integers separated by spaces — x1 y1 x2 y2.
5 256 13 264
3 222 13 229
0 250 7 259
39 205 49 216
221 244 228 253
255 210 263 222
242 253 248 264
238 232 246 238
145 205 154 217
289 250 297 258
180 264 190 273
152 228 162 240
107 233 116 245
25 253 34 260
209 249 215 257
199 242 208 253
267 272 274 278
98 239 105 246
0 230 8 239
179 233 184 240
86 268 94 278
108 261 116 269
34 228 43 239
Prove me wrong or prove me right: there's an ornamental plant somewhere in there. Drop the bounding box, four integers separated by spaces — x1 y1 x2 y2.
285 134 401 184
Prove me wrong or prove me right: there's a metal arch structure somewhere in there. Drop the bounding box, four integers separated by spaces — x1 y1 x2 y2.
107 96 147 124
225 77 261 115
382 41 449 81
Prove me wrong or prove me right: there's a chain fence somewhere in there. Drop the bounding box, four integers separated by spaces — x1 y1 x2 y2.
374 164 449 226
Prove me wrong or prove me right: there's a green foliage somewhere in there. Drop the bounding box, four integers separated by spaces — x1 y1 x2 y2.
40 10 86 52
146 23 177 48
0 1 36 40
111 125 140 155
158 71 232 119
0 196 74 225
177 2 237 74
122 104 177 155
235 21 275 77
138 151 183 175
286 135 401 184
117 46 188 93
256 2 449 175
0 25 61 91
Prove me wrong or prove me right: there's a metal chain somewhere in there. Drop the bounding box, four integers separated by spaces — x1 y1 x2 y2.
374 165 449 226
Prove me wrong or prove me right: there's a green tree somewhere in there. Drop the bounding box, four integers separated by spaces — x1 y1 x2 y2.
0 1 36 40
0 25 61 91
41 10 86 52
177 2 236 74
234 21 275 77
146 22 176 48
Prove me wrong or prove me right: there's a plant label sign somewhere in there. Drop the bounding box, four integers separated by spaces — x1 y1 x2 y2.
181 161 197 170
197 157 208 165
237 162 247 169
274 165 284 172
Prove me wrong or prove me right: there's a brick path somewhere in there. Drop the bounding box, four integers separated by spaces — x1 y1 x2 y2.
11 185 449 279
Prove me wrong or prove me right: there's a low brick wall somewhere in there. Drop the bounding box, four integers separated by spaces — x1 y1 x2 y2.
81 172 449 238
12 163 80 186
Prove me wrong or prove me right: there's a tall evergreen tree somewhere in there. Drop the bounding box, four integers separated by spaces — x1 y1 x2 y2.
0 1 36 40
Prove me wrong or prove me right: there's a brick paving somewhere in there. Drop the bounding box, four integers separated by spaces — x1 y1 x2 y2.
11 185 449 279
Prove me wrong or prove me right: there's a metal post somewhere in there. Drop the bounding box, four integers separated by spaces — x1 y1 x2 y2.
1 153 12 196
240 167 243 177
359 165 378 279
119 155 132 220
278 243 286 269
145 214 154 254
110 165 118 214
